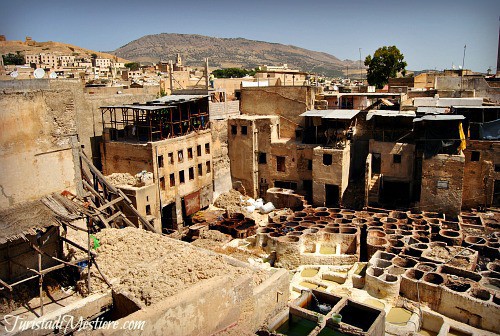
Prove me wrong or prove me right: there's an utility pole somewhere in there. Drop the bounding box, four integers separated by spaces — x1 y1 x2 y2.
169 60 173 93
359 48 362 83
205 58 209 91
461 45 466 92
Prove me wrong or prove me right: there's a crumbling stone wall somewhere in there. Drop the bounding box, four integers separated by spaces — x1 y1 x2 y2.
0 79 157 209
462 141 500 209
420 154 465 216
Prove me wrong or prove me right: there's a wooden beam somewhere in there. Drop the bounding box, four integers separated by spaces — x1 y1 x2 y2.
60 236 97 256
97 196 124 211
0 278 13 291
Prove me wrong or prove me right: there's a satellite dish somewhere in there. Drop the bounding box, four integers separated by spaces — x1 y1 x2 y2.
33 68 46 79
94 74 99 79
49 72 57 79
10 71 19 79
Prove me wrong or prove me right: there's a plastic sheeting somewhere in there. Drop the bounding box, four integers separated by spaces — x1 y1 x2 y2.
479 119 500 140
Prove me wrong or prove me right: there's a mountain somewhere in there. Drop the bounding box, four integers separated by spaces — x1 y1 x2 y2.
110 33 358 77
0 40 128 63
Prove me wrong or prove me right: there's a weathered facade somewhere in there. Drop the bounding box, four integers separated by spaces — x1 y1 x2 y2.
100 95 213 232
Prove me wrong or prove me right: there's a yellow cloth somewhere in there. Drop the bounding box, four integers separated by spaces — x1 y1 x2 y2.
458 122 467 151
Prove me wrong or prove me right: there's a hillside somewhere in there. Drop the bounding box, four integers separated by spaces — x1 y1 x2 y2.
0 40 129 63
111 33 358 77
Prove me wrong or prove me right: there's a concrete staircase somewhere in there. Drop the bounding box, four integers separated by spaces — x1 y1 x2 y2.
368 174 381 204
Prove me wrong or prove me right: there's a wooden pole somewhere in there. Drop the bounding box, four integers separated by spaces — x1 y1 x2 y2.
38 250 44 316
87 217 91 296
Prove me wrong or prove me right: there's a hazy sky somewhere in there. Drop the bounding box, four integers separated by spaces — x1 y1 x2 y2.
2 0 499 72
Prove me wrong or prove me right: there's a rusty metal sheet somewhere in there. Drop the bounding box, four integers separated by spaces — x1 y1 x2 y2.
184 191 200 216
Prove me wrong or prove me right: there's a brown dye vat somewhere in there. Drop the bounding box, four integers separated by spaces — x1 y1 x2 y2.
326 223 340 228
268 223 282 229
315 207 329 211
394 257 417 269
294 226 307 231
391 211 408 220
411 218 427 225
367 221 383 228
313 225 326 229
367 267 384 277
289 231 303 236
380 273 398 282
340 209 355 215
269 232 281 238
329 213 343 219
292 217 304 222
285 221 300 227
405 268 424 280
470 288 491 301
416 262 438 272
340 227 357 234
372 259 392 269
324 227 339 234
407 243 429 257
427 218 441 225
385 229 396 235
423 211 442 219
400 230 413 236
314 211 330 217
464 236 486 251
295 211 308 218
257 227 273 234
487 263 500 272
352 218 367 225
378 251 396 260
389 239 405 248
414 230 430 237
344 214 355 220
381 217 398 224
486 222 500 230
424 273 445 285
384 223 398 230
438 229 462 245
368 230 386 238
304 216 319 221
494 294 500 306
441 220 460 231
414 224 430 231
317 220 329 225
417 237 430 243
301 221 314 227
446 281 470 292
334 218 351 224
328 208 341 213
398 224 412 231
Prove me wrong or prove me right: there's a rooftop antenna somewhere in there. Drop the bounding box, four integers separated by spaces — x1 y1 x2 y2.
33 68 45 79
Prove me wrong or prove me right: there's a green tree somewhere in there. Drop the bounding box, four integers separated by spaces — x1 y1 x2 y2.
2 51 25 65
212 68 251 78
364 46 407 89
125 62 140 71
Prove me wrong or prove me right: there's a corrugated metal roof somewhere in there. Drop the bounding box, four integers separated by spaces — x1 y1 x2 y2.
151 94 208 104
100 105 173 110
366 110 416 121
413 115 465 122
300 109 360 119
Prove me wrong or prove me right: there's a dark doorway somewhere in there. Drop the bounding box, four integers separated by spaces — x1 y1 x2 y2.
381 180 411 208
162 203 177 233
303 180 313 204
371 153 381 175
494 180 500 207
274 181 298 190
325 184 340 207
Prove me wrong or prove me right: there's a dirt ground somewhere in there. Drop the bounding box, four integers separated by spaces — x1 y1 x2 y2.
87 227 264 306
